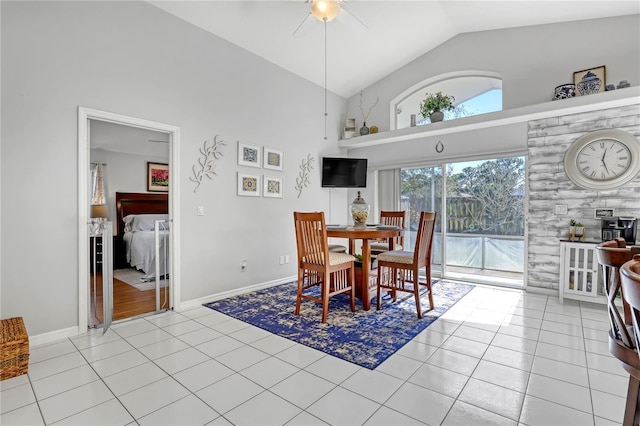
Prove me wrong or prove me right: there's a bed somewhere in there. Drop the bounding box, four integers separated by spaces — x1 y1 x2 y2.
115 192 170 280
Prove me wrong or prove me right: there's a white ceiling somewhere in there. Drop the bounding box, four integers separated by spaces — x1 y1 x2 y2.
148 1 640 98
91 119 170 157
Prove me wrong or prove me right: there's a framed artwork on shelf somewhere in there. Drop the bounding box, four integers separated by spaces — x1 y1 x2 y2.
263 147 284 171
147 162 169 192
237 173 261 197
238 142 262 168
573 65 605 96
263 176 283 198
594 208 614 219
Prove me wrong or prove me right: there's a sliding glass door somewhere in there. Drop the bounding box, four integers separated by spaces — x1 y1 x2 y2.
401 156 525 287
400 166 443 275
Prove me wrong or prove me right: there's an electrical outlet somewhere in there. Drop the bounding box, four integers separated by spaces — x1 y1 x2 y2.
279 256 285 265
197 206 204 216
285 255 289 264
555 204 568 215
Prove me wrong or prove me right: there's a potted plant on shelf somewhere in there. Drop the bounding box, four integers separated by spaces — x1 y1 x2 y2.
419 92 455 123
569 219 585 242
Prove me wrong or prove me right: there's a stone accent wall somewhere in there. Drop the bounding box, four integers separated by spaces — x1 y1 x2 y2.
527 104 640 291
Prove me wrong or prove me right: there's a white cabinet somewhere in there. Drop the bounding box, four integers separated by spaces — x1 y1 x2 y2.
559 241 604 304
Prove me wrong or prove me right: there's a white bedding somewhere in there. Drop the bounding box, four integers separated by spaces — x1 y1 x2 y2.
123 228 170 281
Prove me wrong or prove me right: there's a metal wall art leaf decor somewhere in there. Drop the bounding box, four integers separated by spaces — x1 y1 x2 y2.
295 154 314 198
190 135 226 192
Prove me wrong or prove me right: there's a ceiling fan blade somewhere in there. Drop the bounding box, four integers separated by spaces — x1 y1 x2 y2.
293 13 315 37
339 6 367 35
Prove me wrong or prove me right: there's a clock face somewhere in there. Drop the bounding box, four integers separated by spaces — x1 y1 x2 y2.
576 138 632 181
564 129 640 190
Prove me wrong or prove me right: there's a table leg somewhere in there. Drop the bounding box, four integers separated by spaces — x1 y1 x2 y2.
361 239 371 310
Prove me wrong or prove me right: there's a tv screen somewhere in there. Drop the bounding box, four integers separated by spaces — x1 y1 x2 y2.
321 157 367 188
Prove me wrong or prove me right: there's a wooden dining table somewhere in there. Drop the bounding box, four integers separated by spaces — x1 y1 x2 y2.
326 225 404 310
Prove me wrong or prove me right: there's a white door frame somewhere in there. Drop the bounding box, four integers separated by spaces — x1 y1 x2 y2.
77 107 181 333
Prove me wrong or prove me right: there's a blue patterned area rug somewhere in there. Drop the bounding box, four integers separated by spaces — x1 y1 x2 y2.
203 280 474 369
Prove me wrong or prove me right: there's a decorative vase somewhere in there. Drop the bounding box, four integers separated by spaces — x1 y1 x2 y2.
617 80 631 89
370 125 378 134
553 83 576 100
359 122 370 136
430 110 444 123
350 191 370 228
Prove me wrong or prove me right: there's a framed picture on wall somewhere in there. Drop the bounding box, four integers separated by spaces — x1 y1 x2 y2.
263 176 283 198
238 142 262 168
237 173 261 197
147 162 169 192
263 147 284 171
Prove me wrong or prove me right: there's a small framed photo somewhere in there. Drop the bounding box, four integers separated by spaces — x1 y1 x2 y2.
263 147 284 171
573 65 606 96
345 117 356 130
238 142 262 168
595 208 614 219
147 162 169 192
237 173 261 197
263 176 283 198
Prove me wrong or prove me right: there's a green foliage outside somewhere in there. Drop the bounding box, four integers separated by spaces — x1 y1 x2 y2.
401 157 525 236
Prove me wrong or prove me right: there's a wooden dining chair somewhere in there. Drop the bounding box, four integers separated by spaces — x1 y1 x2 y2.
619 253 640 426
293 212 356 323
376 211 436 319
370 210 406 256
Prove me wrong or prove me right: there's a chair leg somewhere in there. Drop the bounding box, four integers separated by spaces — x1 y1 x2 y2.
321 278 330 323
624 374 640 426
295 270 304 316
414 268 422 319
376 266 383 311
349 266 355 313
426 271 434 310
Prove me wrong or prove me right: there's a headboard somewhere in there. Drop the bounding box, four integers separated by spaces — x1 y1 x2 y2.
115 192 169 237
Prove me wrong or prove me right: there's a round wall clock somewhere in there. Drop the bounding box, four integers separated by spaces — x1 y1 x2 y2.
564 128 640 190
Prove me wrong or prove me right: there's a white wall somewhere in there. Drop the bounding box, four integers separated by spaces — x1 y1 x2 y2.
347 15 640 134
1 1 347 335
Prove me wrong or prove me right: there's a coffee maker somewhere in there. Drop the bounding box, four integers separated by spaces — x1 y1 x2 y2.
601 217 638 245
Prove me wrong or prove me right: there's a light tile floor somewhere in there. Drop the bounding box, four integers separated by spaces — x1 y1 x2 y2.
0 285 627 425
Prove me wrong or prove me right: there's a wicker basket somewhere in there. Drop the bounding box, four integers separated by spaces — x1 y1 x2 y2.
0 317 29 380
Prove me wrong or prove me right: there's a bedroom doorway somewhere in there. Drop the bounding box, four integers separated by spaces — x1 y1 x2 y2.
78 107 181 333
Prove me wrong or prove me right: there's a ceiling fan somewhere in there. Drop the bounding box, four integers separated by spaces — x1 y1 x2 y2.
293 0 367 37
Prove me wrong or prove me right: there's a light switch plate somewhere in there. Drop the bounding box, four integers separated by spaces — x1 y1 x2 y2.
555 205 568 215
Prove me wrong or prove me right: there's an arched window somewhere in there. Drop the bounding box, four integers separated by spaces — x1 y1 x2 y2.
392 73 503 130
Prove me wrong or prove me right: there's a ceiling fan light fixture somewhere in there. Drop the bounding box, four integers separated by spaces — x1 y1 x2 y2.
311 0 340 22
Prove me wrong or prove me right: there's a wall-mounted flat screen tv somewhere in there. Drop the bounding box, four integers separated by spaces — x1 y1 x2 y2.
321 157 367 188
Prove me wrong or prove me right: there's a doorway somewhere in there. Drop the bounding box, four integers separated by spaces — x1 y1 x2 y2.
78 107 181 333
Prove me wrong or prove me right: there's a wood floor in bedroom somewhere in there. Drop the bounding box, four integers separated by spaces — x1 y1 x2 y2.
89 273 170 326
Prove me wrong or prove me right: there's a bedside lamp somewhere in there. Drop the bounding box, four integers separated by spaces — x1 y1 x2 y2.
90 204 108 220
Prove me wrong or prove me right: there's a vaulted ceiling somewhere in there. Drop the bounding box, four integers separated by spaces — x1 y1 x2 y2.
148 1 639 98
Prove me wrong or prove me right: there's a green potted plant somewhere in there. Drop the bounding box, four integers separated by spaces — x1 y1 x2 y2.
569 219 585 241
419 92 455 123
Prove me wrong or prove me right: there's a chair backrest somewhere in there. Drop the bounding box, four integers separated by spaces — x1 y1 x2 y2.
294 211 329 266
380 210 406 247
620 254 640 357
596 238 634 349
413 211 437 267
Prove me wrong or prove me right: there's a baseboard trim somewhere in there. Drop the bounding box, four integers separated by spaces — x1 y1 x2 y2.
29 326 84 347
177 276 297 311
525 286 558 297
29 276 298 346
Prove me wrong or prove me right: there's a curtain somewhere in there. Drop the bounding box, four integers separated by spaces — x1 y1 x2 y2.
377 168 401 213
